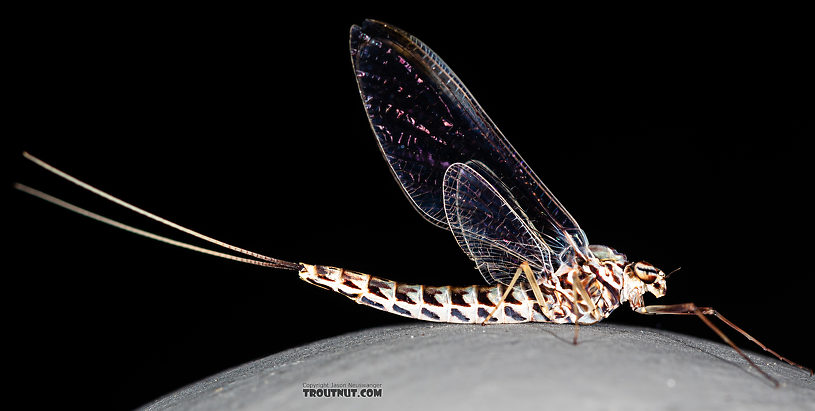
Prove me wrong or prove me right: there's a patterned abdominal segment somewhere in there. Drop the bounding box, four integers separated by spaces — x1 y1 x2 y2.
299 261 625 324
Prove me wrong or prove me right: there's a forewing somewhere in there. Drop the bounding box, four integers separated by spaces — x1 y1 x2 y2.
351 20 589 263
443 162 553 286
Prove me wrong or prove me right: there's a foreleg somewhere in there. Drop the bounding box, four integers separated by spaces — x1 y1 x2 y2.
638 303 812 387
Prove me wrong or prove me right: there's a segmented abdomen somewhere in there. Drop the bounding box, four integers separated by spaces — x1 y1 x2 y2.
298 263 552 324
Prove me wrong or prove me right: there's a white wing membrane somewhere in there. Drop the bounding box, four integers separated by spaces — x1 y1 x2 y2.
443 162 553 286
351 20 591 264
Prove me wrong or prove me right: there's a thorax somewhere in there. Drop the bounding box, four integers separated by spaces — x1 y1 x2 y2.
540 256 626 324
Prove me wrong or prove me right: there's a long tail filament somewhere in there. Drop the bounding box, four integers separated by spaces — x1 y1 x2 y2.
16 152 300 271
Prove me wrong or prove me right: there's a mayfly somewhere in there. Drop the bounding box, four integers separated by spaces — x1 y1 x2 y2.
16 19 810 387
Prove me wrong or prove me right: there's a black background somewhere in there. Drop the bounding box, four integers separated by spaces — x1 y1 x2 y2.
7 5 812 409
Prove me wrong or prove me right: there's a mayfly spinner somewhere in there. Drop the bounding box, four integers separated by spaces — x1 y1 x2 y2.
16 19 810 387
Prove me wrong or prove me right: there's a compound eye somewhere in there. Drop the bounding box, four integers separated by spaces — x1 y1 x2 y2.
634 262 659 283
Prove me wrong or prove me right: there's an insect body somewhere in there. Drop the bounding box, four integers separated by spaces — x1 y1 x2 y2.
300 248 662 325
16 19 810 386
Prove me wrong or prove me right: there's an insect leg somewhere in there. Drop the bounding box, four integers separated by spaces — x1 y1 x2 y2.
481 264 525 325
570 278 580 345
639 303 812 386
568 269 600 344
519 262 566 330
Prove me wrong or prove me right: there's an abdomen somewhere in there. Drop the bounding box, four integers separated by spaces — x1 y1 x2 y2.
299 263 563 324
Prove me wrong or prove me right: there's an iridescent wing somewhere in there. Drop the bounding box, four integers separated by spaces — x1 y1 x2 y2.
443 162 553 286
350 19 589 271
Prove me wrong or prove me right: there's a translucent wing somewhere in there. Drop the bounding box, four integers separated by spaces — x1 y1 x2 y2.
351 20 589 266
443 162 553 285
